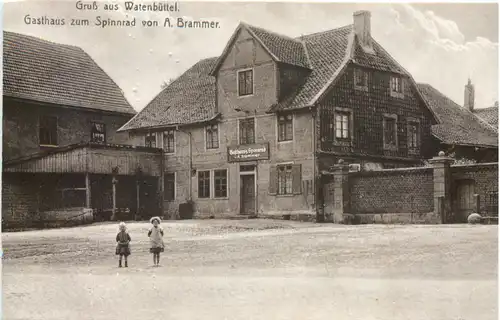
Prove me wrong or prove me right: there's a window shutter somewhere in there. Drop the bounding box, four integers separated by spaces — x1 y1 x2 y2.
269 166 278 195
292 164 302 194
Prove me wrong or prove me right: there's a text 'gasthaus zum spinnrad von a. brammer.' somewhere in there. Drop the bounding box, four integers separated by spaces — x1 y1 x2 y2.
23 1 221 29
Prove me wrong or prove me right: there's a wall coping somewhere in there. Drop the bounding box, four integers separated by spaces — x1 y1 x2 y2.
349 166 432 177
451 162 498 168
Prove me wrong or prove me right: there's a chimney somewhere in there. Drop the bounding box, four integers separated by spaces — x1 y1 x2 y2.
464 78 475 111
353 10 374 53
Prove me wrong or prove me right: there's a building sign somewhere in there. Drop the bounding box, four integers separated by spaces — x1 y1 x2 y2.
227 143 270 162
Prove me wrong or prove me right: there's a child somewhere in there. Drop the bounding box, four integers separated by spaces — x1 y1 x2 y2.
115 222 131 268
148 216 164 267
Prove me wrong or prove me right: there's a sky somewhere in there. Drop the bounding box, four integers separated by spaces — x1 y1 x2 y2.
3 1 499 111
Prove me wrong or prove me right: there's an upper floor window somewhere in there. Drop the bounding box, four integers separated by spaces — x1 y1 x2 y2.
335 113 349 140
407 121 420 150
39 115 58 146
239 118 255 145
91 122 106 144
383 115 398 150
164 173 175 201
390 76 404 98
163 129 175 153
238 69 253 96
198 170 210 199
278 114 293 142
145 132 156 148
354 68 368 90
206 124 219 149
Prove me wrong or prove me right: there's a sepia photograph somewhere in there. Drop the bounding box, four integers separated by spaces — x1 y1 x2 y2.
1 1 498 319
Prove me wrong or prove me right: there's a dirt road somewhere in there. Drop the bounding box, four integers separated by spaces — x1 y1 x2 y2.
2 220 498 320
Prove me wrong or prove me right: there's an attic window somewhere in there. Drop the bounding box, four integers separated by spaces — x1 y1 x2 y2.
390 76 404 98
354 68 368 91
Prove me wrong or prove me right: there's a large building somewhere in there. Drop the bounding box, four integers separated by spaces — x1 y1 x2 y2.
118 11 498 220
2 31 162 228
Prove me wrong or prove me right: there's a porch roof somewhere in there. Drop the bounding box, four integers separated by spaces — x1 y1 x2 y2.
3 143 163 176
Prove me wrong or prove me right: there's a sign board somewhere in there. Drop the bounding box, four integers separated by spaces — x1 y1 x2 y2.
227 143 270 162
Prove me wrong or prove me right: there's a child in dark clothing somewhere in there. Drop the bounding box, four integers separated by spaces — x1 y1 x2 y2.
115 222 131 268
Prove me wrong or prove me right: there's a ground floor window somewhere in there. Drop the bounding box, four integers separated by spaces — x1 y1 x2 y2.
214 169 228 198
269 164 302 195
278 165 293 195
198 171 210 198
164 173 175 201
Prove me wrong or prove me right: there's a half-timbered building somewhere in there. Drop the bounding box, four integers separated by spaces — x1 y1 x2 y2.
118 11 497 221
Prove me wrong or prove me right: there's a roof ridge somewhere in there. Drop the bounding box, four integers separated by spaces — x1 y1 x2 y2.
297 24 352 40
3 30 82 51
242 22 303 43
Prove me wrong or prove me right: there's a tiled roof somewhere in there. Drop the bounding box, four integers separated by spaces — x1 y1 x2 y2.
245 24 310 69
473 105 498 128
3 31 135 115
118 57 218 131
119 22 419 130
417 83 498 148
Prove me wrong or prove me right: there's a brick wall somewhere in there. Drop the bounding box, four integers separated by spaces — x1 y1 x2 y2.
329 159 498 224
349 167 434 215
451 163 498 216
2 173 40 228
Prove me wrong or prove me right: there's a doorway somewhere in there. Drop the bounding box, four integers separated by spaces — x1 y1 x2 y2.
240 174 256 215
455 179 475 222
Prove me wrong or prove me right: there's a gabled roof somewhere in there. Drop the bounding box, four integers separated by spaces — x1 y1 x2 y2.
210 23 311 75
119 21 427 131
3 31 135 115
417 83 498 148
118 57 218 131
473 104 498 128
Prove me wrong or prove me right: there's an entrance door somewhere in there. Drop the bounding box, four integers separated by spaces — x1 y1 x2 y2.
240 174 255 215
455 179 475 222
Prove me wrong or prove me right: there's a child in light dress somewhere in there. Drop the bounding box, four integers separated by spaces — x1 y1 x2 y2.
148 217 164 266
115 222 131 268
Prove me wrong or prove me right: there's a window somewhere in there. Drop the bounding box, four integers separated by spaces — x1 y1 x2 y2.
407 122 419 149
383 116 398 149
354 68 368 89
335 113 349 139
390 76 404 97
269 164 302 195
206 124 219 149
277 165 293 195
270 164 302 196
198 171 210 198
39 115 58 146
214 169 228 198
278 114 293 142
163 129 175 153
164 173 175 201
91 122 106 144
239 118 255 145
238 69 253 96
145 132 156 148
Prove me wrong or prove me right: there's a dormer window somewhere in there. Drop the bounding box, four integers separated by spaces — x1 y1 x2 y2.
354 68 368 91
238 69 253 96
390 76 404 98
